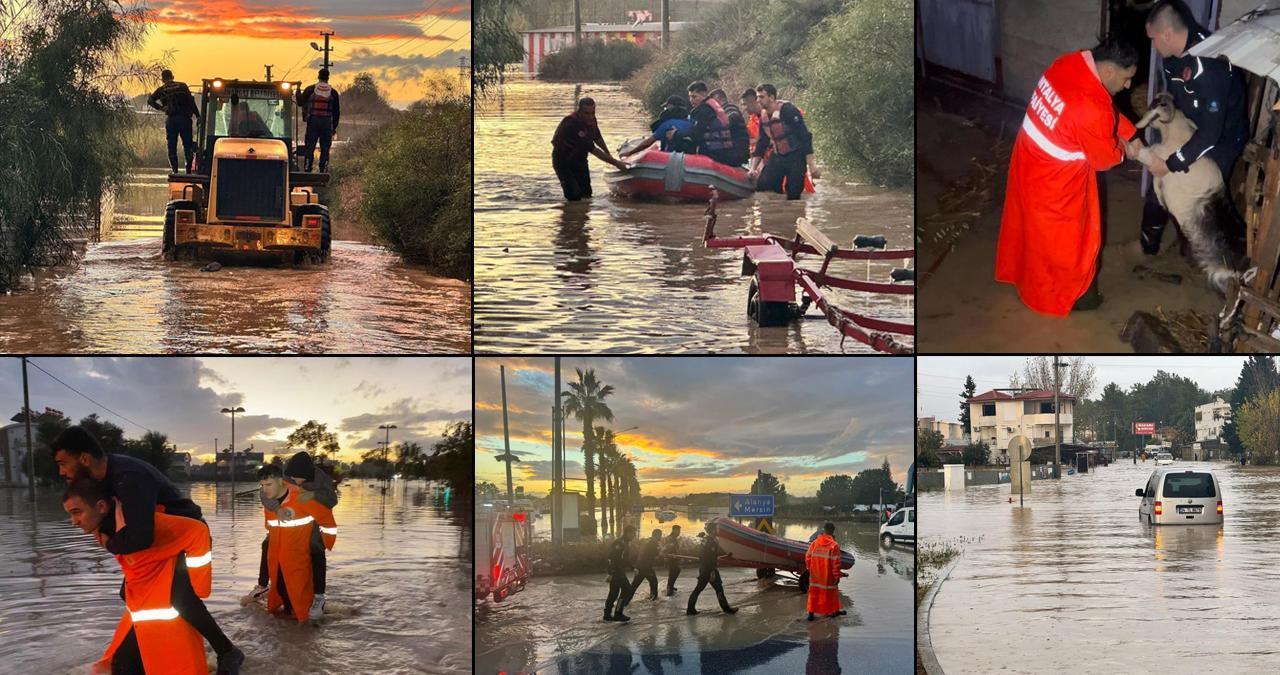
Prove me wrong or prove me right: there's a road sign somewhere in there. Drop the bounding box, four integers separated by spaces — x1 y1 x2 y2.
1133 422 1155 435
1008 435 1032 463
729 494 775 517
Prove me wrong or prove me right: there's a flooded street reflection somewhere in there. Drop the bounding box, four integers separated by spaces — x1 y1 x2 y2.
0 169 470 353
475 78 913 353
920 461 1280 674
0 480 472 674
476 521 913 674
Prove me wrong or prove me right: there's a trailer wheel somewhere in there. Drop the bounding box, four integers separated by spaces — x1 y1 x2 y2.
880 533 894 547
798 570 810 594
747 279 792 327
756 567 776 579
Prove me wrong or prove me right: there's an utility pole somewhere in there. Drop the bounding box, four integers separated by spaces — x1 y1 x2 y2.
378 424 397 484
552 356 563 545
458 55 468 91
662 0 670 52
220 406 244 495
1054 356 1062 479
498 366 518 507
311 32 334 70
574 0 582 47
21 357 34 502
264 64 273 81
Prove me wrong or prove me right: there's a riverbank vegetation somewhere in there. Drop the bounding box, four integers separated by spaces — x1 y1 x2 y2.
539 41 654 81
628 0 912 187
0 1 147 293
326 74 471 280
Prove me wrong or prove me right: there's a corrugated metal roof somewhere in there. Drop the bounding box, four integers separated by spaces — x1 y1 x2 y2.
1190 3 1280 82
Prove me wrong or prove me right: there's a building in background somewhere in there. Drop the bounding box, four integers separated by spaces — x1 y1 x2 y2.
0 423 32 486
917 416 968 443
520 22 691 73
1194 397 1231 442
967 389 1074 450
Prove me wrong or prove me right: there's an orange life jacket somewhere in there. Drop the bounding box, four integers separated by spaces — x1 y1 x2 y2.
804 533 843 615
699 98 734 153
265 483 338 622
96 512 213 675
749 106 815 193
307 82 334 118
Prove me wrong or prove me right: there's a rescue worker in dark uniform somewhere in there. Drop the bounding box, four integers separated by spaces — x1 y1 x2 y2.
749 84 820 200
684 81 738 166
604 525 637 622
551 97 628 202
1140 0 1249 253
147 69 200 174
627 529 663 602
664 524 683 596
51 426 245 674
686 522 738 615
297 68 341 172
710 88 751 166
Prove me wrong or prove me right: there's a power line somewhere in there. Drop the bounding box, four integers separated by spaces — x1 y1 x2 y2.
25 360 151 432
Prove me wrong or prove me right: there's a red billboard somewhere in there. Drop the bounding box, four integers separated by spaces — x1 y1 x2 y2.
1133 422 1155 435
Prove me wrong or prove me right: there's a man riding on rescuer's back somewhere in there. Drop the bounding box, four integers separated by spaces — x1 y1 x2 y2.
62 477 214 675
994 37 1141 316
260 461 338 623
52 426 245 674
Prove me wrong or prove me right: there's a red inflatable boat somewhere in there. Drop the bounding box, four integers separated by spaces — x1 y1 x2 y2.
607 146 754 201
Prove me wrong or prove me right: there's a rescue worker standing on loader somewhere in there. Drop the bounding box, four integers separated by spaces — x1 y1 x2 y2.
749 84 819 200
805 523 847 621
1139 0 1249 254
147 69 200 174
261 462 338 623
686 522 738 615
52 426 245 674
297 68 341 173
604 525 636 622
994 38 1140 316
62 477 213 675
664 524 683 596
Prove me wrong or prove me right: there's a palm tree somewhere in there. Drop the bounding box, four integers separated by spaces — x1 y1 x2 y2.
562 368 614 539
594 426 613 535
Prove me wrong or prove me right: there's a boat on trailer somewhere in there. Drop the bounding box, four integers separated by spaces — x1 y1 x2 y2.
607 144 754 202
711 517 853 593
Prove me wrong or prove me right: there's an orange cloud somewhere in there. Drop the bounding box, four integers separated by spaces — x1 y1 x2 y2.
616 432 724 459
475 400 536 415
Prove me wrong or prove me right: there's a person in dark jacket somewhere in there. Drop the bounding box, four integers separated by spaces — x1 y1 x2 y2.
750 83 819 200
686 522 737 615
297 68 341 172
552 97 629 201
248 452 338 619
627 529 663 602
622 96 695 159
684 81 737 166
664 524 683 596
1140 0 1249 253
147 69 200 174
604 525 637 622
51 426 245 674
710 88 750 166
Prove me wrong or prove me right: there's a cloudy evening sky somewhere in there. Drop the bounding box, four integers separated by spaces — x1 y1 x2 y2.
1 357 470 463
125 0 470 106
475 357 914 498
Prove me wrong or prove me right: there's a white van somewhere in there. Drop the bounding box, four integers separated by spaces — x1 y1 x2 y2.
1135 468 1223 525
879 506 915 545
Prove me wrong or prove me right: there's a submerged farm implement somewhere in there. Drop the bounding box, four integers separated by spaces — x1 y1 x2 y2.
701 192 915 353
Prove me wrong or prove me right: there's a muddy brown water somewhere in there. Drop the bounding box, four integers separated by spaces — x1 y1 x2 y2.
920 461 1280 673
474 78 913 353
0 169 471 354
476 520 913 673
0 480 471 674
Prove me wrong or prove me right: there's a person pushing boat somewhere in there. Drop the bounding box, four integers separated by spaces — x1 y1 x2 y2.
551 97 629 202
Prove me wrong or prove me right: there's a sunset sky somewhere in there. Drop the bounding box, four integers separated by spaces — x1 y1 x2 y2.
475 358 914 499
0 357 471 463
124 0 470 106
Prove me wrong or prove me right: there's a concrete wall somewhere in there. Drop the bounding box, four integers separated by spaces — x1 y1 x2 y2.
919 464 1056 490
997 0 1101 103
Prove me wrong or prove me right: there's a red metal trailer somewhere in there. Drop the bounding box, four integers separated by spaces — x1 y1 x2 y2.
701 191 915 353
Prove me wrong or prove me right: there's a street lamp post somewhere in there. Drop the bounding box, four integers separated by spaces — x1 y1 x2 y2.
220 406 244 496
378 424 397 484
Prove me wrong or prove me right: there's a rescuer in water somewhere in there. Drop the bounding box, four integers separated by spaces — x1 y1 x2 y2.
686 522 738 615
551 97 629 202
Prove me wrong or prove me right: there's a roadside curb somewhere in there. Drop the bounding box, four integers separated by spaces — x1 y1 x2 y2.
917 555 961 675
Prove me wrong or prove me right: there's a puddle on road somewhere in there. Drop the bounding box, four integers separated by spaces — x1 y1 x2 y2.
920 461 1280 674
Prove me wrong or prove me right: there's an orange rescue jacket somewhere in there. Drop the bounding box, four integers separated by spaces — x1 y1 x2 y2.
265 483 338 622
96 512 213 675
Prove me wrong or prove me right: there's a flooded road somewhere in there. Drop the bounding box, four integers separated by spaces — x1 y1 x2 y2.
920 461 1280 674
0 480 472 674
476 521 913 674
0 169 471 353
474 78 913 353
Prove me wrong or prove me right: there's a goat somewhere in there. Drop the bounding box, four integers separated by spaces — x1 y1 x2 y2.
1134 93 1253 293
